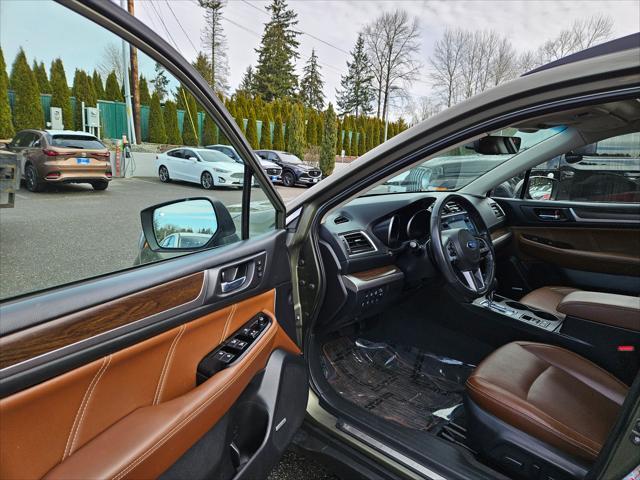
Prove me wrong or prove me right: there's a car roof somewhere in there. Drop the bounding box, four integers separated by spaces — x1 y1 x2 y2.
524 33 640 76
45 130 99 137
205 144 234 149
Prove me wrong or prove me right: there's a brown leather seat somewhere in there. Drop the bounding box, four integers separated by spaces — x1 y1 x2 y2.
519 286 579 317
466 341 628 462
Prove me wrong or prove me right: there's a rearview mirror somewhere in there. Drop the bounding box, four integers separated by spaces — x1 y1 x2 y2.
140 198 237 252
467 136 521 155
528 176 557 201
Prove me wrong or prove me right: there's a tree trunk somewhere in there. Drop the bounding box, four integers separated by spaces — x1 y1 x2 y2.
128 0 141 143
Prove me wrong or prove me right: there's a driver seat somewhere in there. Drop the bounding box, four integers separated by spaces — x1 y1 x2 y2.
465 341 628 478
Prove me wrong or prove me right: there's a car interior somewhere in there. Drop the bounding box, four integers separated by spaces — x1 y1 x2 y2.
303 99 640 480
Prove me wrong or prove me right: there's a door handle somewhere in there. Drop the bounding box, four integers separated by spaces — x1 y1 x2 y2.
534 208 569 221
220 276 247 293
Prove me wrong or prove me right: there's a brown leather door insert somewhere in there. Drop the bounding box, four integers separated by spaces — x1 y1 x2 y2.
513 227 640 276
0 289 300 480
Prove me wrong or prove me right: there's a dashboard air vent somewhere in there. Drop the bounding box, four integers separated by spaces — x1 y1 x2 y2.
334 215 349 224
490 202 505 218
444 201 462 214
340 232 375 255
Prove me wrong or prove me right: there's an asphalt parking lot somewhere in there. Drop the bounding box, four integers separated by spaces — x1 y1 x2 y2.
0 177 303 299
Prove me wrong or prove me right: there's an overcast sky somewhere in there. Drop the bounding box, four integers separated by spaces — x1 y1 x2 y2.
2 0 639 116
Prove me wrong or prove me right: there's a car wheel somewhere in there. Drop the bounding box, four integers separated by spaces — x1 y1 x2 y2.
282 171 295 187
159 165 170 183
91 180 109 191
25 164 45 192
201 171 215 190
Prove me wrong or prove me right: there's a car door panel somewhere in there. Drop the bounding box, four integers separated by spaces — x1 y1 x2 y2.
494 197 640 294
0 231 306 479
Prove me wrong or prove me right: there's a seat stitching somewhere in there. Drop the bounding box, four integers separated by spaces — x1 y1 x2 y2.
111 325 277 480
69 355 112 456
467 381 599 456
153 325 186 405
62 357 108 461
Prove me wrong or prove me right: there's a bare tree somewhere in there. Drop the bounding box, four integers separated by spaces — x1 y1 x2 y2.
199 0 229 94
406 96 441 125
97 43 123 85
539 14 614 63
429 29 466 108
363 10 422 120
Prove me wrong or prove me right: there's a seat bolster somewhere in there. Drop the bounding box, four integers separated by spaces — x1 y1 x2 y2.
466 375 602 461
520 286 579 317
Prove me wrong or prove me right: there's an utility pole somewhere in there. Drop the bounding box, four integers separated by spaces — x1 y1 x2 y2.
120 0 137 145
128 0 141 144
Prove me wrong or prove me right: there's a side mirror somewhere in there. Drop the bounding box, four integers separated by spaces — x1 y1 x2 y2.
188 156 199 162
528 176 557 201
140 198 236 252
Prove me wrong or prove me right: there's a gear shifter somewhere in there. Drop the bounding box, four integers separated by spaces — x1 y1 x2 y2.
486 278 498 307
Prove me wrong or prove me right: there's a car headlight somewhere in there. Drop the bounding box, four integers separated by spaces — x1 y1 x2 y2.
213 168 230 173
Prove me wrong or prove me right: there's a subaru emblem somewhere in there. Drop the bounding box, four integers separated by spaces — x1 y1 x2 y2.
467 240 478 249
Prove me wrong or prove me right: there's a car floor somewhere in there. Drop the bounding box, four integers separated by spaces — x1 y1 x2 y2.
321 336 475 432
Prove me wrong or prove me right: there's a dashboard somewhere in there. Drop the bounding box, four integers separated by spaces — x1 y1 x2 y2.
316 192 509 330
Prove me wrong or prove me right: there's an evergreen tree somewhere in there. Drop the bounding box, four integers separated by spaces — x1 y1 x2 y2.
50 58 73 129
181 91 200 146
349 132 357 156
238 66 256 96
254 0 300 101
306 114 317 146
299 49 325 110
10 49 43 131
316 112 323 146
202 114 218 145
151 62 169 101
104 71 123 101
366 120 375 151
287 104 305 158
358 128 366 155
272 114 284 150
92 70 105 100
260 115 272 149
336 34 374 117
246 109 259 148
33 61 51 93
72 69 97 130
319 103 337 176
148 91 167 143
345 132 352 156
192 52 213 87
234 113 246 135
199 0 230 94
0 47 15 139
138 75 151 105
163 100 182 144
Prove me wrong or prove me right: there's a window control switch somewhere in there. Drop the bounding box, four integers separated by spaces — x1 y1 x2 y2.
215 350 235 364
226 338 248 351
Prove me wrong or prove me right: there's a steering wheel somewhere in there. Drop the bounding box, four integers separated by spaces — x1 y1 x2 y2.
430 194 496 300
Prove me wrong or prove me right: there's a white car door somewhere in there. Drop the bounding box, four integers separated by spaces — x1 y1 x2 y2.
182 149 201 184
163 149 184 181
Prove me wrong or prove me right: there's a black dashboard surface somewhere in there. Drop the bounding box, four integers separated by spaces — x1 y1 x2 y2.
321 192 506 274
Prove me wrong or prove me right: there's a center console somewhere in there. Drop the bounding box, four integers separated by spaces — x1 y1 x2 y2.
473 294 563 332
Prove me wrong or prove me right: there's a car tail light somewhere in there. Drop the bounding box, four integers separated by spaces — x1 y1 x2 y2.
106 171 113 178
94 151 110 158
42 149 59 157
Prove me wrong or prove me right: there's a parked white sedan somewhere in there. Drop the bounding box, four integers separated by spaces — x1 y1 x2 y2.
155 147 245 189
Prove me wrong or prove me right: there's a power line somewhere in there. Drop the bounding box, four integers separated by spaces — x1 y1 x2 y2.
163 0 199 56
147 0 182 55
240 0 350 55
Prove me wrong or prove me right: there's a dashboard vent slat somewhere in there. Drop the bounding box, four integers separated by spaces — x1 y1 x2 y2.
444 201 462 214
340 232 375 255
334 215 349 224
490 202 505 218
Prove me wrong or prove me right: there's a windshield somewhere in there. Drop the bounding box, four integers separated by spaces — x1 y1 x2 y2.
50 135 105 149
279 153 303 164
197 150 236 163
368 126 565 195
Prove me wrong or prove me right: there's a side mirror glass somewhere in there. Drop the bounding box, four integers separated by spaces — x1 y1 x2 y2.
140 198 237 252
188 156 198 162
528 176 557 201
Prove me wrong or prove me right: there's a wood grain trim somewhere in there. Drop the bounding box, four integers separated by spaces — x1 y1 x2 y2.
0 272 204 370
491 227 510 242
351 265 398 281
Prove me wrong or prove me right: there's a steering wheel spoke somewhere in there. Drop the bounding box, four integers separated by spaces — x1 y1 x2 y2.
460 267 485 292
476 236 490 256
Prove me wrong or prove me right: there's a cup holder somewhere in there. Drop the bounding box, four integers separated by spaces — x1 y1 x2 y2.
229 401 269 470
505 301 528 310
531 310 557 321
504 301 558 321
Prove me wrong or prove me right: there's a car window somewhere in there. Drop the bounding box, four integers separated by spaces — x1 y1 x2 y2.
495 132 640 203
198 150 237 163
0 0 279 300
183 149 196 159
49 135 105 149
30 134 42 147
160 234 176 248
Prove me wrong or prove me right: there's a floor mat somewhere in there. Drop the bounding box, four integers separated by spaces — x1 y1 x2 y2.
322 337 475 432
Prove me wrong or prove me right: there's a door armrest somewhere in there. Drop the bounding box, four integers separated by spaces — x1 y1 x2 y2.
557 291 640 331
